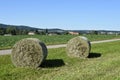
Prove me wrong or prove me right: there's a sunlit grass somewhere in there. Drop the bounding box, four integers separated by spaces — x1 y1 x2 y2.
0 34 120 50
0 41 120 80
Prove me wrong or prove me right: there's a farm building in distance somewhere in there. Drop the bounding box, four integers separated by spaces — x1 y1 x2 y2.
28 32 35 35
68 31 79 35
68 30 120 35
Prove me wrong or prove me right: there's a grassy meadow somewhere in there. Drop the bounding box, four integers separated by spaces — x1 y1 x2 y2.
0 34 120 50
0 41 120 80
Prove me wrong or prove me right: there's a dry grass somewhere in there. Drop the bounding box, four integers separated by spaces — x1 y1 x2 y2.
11 38 48 68
66 36 91 58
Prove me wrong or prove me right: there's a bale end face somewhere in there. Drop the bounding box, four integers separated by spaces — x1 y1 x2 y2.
11 38 47 68
66 36 91 58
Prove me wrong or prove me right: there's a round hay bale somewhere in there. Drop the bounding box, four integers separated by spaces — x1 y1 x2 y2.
66 36 91 58
11 38 48 68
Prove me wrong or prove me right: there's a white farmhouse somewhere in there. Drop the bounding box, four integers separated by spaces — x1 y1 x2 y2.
28 32 35 35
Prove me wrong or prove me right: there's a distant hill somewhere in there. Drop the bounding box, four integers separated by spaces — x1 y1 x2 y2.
0 23 119 35
0 23 65 32
47 28 65 33
0 23 66 35
0 23 39 31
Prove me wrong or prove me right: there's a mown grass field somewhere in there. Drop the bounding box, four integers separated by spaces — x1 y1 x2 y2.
0 41 120 80
0 34 120 50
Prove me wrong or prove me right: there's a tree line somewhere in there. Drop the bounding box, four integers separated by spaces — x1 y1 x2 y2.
0 26 30 35
0 26 51 35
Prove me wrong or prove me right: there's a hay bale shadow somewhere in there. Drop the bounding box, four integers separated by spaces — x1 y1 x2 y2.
88 52 101 58
40 59 65 68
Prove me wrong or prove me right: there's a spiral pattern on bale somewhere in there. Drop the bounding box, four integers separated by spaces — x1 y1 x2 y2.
11 38 47 68
66 36 91 58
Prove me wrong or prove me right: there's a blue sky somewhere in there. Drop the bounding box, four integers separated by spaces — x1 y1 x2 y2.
0 0 120 30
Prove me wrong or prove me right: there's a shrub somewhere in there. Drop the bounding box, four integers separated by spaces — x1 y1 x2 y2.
66 36 91 58
11 38 47 68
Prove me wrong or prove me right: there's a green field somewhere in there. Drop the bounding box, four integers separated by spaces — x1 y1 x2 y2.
0 34 120 50
0 41 120 80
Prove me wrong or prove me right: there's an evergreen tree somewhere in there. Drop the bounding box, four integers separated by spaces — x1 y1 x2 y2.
0 28 5 35
6 26 17 35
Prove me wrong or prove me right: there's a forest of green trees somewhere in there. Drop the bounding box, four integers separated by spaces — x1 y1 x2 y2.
0 23 66 35
0 23 42 35
0 27 29 35
0 27 50 35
